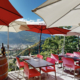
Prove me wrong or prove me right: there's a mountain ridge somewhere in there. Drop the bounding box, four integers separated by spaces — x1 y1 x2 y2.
0 31 51 44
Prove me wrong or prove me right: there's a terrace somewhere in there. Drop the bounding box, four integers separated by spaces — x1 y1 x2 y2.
5 49 80 80
0 47 79 80
8 65 80 80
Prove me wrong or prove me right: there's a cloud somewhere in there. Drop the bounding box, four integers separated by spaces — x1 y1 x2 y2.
17 18 45 25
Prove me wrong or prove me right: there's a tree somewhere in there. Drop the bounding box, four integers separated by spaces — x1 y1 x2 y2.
41 35 78 60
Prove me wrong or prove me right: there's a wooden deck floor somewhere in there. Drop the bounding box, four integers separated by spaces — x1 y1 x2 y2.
7 66 80 80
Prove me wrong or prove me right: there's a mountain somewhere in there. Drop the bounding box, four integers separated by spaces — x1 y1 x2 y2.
0 31 51 44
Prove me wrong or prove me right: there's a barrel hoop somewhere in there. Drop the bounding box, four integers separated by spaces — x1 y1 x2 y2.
0 62 8 67
0 57 7 60
0 71 8 77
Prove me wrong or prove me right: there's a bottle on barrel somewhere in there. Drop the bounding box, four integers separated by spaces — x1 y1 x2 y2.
1 43 6 56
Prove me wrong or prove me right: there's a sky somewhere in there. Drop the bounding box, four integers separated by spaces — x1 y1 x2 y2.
9 0 51 40
9 0 46 24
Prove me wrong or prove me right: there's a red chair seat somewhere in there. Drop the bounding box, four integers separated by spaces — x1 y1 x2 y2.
75 65 80 70
40 57 56 80
19 62 24 68
58 60 63 63
62 57 80 70
24 69 40 78
24 59 29 60
51 53 63 64
16 57 24 69
76 61 80 65
24 62 41 79
73 52 80 57
41 66 55 73
76 62 79 64
37 54 43 59
66 53 74 57
16 57 24 78
62 57 80 79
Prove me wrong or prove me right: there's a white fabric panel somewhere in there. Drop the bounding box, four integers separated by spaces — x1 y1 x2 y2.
0 21 29 32
54 32 80 36
70 26 80 33
34 0 80 28
50 10 80 27
67 32 80 36
54 26 80 36
34 0 60 9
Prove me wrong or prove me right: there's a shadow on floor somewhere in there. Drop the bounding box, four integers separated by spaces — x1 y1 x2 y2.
7 72 64 80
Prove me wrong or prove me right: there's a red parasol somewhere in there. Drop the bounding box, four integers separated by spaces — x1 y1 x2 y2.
0 0 22 26
26 24 70 54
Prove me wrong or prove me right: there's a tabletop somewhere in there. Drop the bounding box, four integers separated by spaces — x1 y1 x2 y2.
25 57 54 68
58 54 80 61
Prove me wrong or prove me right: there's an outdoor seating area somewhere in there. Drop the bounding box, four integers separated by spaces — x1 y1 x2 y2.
6 52 80 80
8 64 80 80
1 0 80 80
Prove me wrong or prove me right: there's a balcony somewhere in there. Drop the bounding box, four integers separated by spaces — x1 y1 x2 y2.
4 49 80 80
8 65 79 80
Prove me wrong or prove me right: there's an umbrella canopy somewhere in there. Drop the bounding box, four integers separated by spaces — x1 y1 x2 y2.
70 26 80 33
54 27 80 54
0 0 22 26
70 26 80 51
54 32 80 54
23 24 70 54
32 0 80 28
0 21 29 32
0 0 23 70
0 0 23 48
54 32 80 36
1 20 29 70
26 24 70 34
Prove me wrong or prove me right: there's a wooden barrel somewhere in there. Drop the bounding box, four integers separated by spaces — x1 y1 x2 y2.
0 56 8 80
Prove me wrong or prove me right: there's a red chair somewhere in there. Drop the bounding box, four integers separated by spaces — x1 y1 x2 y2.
62 57 80 79
73 52 80 57
41 57 56 80
16 57 24 77
23 62 41 80
73 52 80 65
51 53 62 67
37 54 43 59
66 53 74 57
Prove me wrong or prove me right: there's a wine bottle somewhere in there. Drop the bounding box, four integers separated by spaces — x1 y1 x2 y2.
1 43 5 56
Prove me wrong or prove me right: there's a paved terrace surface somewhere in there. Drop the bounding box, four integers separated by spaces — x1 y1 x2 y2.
7 66 80 80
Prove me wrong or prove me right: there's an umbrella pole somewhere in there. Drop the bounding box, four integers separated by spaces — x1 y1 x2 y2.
64 36 65 54
39 32 42 54
78 36 79 51
7 27 9 69
62 36 65 54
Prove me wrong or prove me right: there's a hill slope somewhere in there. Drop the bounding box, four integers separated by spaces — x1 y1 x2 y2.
0 31 51 44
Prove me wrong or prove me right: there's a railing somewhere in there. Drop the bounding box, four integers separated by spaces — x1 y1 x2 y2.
7 47 79 72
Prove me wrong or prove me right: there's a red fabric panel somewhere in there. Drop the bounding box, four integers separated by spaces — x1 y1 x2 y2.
0 0 23 26
73 52 80 57
27 24 70 34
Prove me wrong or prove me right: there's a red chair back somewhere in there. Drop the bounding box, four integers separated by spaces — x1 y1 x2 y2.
62 57 74 69
24 62 29 77
46 57 55 69
73 52 80 57
51 53 59 62
16 57 20 68
37 54 43 59
66 53 74 57
46 57 55 64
